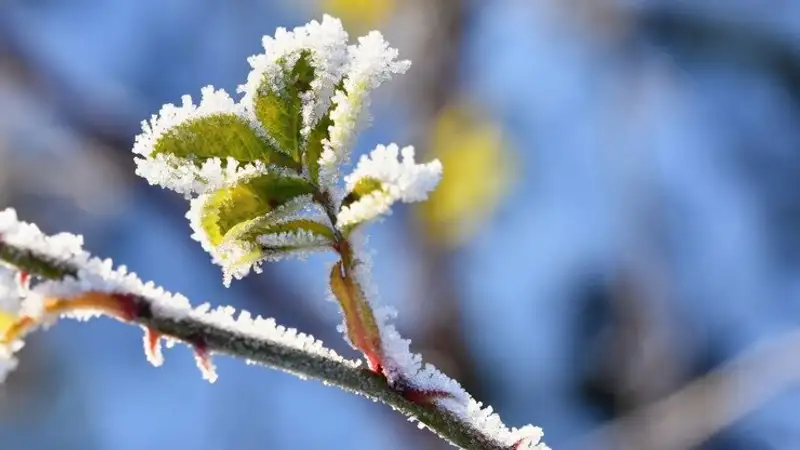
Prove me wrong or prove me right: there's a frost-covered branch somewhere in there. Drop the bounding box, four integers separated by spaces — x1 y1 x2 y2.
0 208 529 450
0 14 549 450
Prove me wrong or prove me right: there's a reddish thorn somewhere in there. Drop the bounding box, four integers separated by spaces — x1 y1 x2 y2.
16 271 30 290
512 436 542 450
192 340 217 383
143 328 163 367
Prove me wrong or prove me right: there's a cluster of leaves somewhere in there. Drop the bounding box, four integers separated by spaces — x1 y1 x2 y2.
154 52 338 274
133 16 442 379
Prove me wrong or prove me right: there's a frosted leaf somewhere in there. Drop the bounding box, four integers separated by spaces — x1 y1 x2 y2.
186 192 327 286
257 227 331 249
136 155 275 198
318 31 411 184
337 144 442 228
132 86 283 196
240 15 349 138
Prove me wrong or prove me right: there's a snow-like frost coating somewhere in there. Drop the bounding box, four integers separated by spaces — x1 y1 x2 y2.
337 144 442 228
132 86 273 196
318 31 411 184
239 15 350 137
0 267 25 382
0 208 348 383
343 233 549 449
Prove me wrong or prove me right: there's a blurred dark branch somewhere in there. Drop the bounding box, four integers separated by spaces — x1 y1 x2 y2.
400 1 486 447
577 330 800 450
637 6 800 101
404 0 475 376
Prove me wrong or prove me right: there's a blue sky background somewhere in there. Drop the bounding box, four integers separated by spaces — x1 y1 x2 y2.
3 1 800 449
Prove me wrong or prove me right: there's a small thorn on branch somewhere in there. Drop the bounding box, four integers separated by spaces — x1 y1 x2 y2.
143 327 164 367
192 340 217 383
15 271 30 291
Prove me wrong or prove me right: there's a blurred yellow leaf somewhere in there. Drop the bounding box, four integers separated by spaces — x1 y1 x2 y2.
321 0 395 30
0 311 16 335
418 101 516 249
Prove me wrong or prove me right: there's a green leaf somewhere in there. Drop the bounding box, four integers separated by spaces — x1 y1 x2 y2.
304 113 332 184
200 174 315 247
253 50 316 162
153 113 298 170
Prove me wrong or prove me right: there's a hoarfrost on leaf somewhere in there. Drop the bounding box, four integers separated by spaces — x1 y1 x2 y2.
132 86 291 196
239 15 350 138
318 31 411 184
337 144 442 229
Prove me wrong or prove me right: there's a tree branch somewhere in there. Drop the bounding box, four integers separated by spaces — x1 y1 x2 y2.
0 238 510 450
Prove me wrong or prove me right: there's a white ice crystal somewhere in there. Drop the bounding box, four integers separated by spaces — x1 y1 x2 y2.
318 31 411 183
337 144 442 228
132 86 272 196
0 267 24 382
239 15 350 137
0 267 22 317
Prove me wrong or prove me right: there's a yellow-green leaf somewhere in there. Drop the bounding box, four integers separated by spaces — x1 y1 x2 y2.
418 100 515 248
322 0 395 32
341 177 384 209
254 50 315 162
0 310 17 336
200 174 315 247
153 113 297 170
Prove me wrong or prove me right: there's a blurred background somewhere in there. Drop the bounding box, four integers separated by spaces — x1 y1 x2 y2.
2 0 800 449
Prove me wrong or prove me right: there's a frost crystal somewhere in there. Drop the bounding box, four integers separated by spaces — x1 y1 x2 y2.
186 194 326 287
342 233 548 449
318 32 411 183
0 267 24 382
239 15 350 136
338 144 442 227
133 86 271 196
0 208 348 384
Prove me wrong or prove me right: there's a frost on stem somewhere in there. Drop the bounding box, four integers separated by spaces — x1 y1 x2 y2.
0 208 349 386
339 235 550 450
